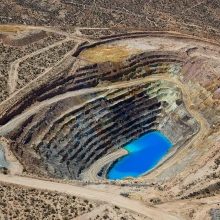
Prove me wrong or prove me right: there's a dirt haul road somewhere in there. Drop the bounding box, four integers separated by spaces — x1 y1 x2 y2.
0 174 180 220
0 74 207 136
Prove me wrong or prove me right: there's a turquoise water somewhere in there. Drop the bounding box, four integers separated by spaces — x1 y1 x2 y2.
108 131 172 180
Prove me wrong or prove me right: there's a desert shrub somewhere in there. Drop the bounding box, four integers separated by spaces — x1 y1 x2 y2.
0 202 6 208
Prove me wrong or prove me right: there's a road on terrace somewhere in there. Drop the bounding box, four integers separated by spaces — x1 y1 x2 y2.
0 74 209 182
0 174 180 220
84 149 128 180
0 74 206 136
0 72 209 220
0 25 215 220
86 75 209 181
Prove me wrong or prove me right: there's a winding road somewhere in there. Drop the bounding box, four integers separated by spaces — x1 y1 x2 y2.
0 174 180 220
8 38 71 94
0 74 209 182
0 74 207 135
84 149 128 180
86 75 209 181
0 24 215 220
0 73 209 183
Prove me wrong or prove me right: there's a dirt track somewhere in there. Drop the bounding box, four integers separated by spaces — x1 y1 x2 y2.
0 74 206 135
79 75 209 181
7 38 71 94
0 74 209 182
85 149 128 180
0 26 216 220
0 174 180 220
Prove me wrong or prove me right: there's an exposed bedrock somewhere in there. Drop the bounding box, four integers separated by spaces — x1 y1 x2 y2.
7 80 198 180
1 33 219 181
0 51 186 126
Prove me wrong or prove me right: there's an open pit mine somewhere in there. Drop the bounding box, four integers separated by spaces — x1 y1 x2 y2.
0 24 219 219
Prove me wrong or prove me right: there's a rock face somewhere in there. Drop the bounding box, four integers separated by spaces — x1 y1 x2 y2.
5 53 198 179
37 82 198 179
210 209 220 220
0 31 219 181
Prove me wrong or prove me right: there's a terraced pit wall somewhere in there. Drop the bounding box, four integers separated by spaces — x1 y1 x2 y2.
1 32 219 180
5 54 199 179
0 50 187 126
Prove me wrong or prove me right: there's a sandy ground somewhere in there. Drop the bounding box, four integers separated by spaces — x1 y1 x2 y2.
0 174 219 220
0 75 209 184
7 38 70 94
0 174 180 220
73 204 151 220
0 27 219 220
156 195 220 220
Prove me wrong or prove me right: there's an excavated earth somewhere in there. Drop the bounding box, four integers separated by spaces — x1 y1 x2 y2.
0 31 219 186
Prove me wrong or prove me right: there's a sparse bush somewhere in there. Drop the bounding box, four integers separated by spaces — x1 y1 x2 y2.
120 192 129 197
0 202 7 208
114 206 120 210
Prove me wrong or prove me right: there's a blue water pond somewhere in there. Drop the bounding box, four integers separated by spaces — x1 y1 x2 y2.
108 131 172 180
